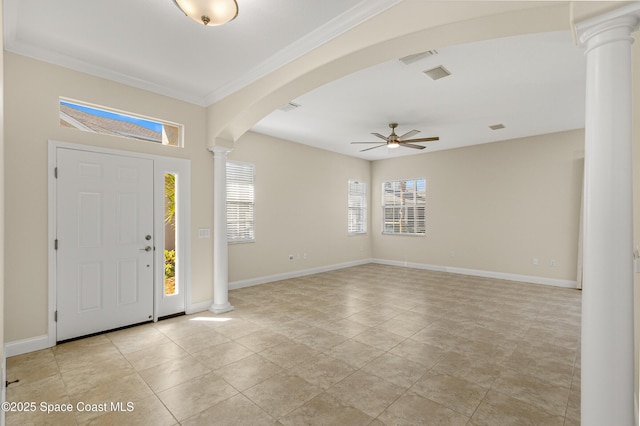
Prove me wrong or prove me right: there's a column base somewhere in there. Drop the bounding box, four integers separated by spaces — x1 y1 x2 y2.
209 302 234 315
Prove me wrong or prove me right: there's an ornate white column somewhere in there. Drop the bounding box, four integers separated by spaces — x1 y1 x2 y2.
576 5 640 425
209 146 234 314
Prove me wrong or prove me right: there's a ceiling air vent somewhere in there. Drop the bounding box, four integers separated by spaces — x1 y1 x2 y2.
489 123 505 130
279 102 301 112
399 50 438 65
423 66 451 81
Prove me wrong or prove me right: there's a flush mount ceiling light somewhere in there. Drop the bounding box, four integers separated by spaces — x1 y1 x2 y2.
172 0 238 26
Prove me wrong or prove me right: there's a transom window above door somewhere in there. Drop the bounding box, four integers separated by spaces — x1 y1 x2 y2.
59 98 183 147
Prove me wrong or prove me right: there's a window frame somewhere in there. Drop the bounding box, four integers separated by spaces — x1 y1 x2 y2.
226 160 255 244
381 177 426 236
348 179 367 235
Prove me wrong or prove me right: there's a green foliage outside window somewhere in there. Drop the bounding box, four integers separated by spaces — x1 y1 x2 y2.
165 249 176 279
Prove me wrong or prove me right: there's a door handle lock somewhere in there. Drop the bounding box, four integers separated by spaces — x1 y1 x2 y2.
145 235 152 241
140 246 152 252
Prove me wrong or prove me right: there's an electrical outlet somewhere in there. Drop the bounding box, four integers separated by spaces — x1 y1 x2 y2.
533 258 539 266
550 259 557 267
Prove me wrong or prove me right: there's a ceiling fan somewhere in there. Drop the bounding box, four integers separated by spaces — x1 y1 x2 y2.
351 123 439 152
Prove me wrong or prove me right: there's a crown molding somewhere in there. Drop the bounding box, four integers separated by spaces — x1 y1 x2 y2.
4 0 400 107
4 40 209 106
202 0 401 105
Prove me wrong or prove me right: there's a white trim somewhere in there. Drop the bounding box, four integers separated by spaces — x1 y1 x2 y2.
373 258 446 272
371 259 577 289
4 1 400 107
5 39 207 106
186 300 213 315
47 143 58 348
1 257 579 355
154 158 191 319
574 2 640 40
5 335 50 358
230 259 373 290
48 140 192 346
203 0 401 104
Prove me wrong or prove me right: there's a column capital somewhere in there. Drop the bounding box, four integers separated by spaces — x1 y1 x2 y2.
575 3 640 50
208 136 234 152
208 146 232 156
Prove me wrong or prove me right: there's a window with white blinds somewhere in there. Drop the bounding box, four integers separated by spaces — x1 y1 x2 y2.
348 180 367 235
227 161 255 243
382 178 426 235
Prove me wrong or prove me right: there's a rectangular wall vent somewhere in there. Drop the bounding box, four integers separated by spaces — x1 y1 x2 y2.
279 102 301 112
423 66 451 80
489 123 505 130
399 50 438 65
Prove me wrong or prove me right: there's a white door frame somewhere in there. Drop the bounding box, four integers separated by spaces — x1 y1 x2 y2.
47 140 191 346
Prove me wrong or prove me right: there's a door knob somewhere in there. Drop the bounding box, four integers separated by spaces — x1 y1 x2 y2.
145 235 152 240
140 246 152 252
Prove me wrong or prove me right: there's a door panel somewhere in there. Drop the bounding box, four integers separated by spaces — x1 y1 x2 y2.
56 148 154 341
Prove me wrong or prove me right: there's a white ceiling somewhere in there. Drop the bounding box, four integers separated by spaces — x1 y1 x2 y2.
253 30 586 160
4 0 398 105
4 1 586 161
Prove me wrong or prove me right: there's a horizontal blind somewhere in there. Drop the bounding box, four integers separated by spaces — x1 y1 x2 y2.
227 161 255 242
348 180 367 234
382 178 426 235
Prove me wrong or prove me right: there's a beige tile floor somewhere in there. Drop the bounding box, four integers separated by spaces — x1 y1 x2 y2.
6 264 581 425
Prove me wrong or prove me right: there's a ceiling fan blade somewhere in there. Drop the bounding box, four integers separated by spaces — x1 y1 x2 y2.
399 130 420 140
351 141 386 144
400 143 426 150
360 144 386 152
371 132 388 141
403 137 439 143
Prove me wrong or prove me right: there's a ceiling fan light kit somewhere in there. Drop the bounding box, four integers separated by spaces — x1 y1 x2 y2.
351 123 439 152
172 0 238 26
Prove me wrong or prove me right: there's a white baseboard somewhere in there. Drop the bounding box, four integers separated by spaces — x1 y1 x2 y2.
186 300 212 315
5 335 51 358
371 259 577 289
9 259 576 358
185 260 373 315
229 259 373 290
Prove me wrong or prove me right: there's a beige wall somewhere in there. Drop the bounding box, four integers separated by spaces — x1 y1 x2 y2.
227 131 371 283
0 51 588 344
4 53 213 342
371 130 584 283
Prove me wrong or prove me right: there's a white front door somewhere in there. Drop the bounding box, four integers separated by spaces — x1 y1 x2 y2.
56 148 154 341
